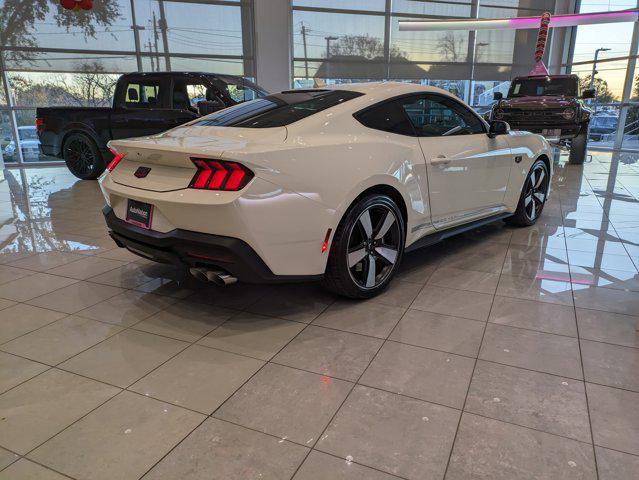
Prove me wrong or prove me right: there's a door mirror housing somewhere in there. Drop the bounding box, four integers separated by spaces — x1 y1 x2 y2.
493 92 503 101
581 89 596 99
488 120 510 138
196 99 225 116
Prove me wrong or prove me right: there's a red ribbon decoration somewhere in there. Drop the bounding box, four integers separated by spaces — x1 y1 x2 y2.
530 12 551 76
60 0 93 11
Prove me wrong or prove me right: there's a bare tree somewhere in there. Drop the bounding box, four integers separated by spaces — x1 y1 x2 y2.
61 61 119 107
329 35 406 60
437 32 465 62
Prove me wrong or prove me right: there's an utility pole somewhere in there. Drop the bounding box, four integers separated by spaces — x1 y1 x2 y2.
301 23 309 80
324 36 338 81
589 47 611 92
153 12 161 71
157 0 171 71
147 41 156 71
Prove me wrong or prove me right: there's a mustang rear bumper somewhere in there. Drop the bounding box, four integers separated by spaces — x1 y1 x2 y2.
103 206 322 284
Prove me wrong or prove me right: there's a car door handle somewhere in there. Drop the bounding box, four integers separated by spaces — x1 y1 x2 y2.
432 155 450 166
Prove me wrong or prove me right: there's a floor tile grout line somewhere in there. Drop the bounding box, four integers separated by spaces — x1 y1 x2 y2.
135 297 338 479
571 174 603 480
0 451 78 479
286 302 412 480
441 229 508 479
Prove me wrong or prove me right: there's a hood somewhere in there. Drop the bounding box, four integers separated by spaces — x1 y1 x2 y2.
499 96 577 109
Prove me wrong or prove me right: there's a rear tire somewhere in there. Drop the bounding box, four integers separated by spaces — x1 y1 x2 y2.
505 159 549 227
63 133 106 180
322 194 405 299
568 125 588 165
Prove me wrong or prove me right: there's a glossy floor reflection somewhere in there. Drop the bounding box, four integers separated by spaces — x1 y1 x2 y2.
0 150 638 479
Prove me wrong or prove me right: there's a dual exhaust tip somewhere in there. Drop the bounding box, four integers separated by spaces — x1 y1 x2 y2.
189 267 237 286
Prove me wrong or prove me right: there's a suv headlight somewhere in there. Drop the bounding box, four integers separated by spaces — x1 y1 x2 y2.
494 109 504 119
562 108 576 120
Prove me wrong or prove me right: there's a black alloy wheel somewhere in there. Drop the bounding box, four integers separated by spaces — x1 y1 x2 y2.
522 163 548 222
505 159 549 227
322 194 405 298
63 133 105 180
347 205 401 289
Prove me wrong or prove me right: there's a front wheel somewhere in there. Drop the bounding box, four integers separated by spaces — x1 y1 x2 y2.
568 125 588 165
322 194 405 298
63 133 106 180
505 159 550 227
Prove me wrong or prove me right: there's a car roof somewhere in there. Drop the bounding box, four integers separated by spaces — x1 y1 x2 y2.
323 81 454 96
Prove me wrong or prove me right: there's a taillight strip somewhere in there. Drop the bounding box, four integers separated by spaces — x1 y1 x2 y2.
189 158 254 191
106 148 125 172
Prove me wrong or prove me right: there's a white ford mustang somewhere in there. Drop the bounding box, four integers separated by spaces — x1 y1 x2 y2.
100 82 552 298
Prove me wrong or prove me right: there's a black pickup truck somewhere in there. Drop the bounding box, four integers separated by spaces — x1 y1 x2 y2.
487 75 595 164
36 72 268 179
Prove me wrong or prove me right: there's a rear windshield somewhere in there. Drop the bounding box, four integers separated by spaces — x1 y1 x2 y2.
194 90 363 128
508 77 578 97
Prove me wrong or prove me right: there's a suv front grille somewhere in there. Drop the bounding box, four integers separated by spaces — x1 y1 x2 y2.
500 108 567 124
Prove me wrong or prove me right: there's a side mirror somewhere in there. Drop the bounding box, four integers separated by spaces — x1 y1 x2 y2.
493 92 503 101
582 89 595 99
196 99 225 116
488 120 510 138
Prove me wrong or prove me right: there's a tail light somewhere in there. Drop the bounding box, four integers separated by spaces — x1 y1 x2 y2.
106 148 125 172
35 117 44 135
188 158 254 191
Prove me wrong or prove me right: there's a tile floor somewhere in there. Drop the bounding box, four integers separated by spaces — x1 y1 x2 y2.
0 150 638 479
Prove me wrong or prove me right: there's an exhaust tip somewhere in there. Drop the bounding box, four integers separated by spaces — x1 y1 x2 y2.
189 267 208 282
189 267 237 286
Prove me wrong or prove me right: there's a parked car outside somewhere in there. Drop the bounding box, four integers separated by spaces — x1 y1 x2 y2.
3 126 41 162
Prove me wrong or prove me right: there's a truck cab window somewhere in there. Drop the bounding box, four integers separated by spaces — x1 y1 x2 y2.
124 82 163 108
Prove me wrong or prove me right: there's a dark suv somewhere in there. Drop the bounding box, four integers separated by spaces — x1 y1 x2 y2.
487 75 595 164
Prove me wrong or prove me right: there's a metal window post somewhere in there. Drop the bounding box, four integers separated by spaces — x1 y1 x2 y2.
614 11 639 149
0 50 23 164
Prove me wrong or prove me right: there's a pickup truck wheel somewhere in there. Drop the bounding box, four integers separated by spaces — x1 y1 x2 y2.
63 133 105 180
568 125 588 165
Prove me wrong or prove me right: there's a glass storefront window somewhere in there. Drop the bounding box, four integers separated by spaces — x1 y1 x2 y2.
8 71 119 108
622 104 639 150
392 0 472 17
0 0 135 54
293 0 386 11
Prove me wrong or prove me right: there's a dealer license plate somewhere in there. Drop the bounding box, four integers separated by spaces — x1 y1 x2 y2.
126 199 153 229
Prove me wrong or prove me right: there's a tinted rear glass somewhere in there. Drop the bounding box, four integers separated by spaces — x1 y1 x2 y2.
194 90 363 128
508 77 578 97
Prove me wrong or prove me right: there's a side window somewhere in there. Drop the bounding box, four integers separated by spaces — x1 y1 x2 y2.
401 96 484 137
225 84 261 103
123 81 163 108
355 100 415 136
186 84 208 107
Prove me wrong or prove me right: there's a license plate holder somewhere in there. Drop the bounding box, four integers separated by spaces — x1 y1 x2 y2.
542 128 561 138
126 199 153 229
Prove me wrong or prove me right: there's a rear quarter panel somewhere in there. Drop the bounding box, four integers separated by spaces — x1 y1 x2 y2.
224 114 431 247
